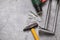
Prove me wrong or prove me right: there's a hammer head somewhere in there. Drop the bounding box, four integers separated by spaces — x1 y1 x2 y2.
23 23 38 31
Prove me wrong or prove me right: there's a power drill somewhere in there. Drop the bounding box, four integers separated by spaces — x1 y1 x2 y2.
31 0 47 16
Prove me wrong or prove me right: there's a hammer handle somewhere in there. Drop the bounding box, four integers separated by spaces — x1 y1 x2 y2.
31 28 40 40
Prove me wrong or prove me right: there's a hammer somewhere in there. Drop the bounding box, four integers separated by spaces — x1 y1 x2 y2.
23 23 40 40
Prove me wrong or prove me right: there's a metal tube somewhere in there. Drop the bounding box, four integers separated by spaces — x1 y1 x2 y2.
52 0 60 33
44 0 52 29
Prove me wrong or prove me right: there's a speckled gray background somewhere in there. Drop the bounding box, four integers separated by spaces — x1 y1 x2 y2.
0 0 60 40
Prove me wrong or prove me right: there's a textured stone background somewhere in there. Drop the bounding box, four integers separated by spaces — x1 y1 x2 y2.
0 0 60 40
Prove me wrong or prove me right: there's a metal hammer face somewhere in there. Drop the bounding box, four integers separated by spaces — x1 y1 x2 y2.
23 23 38 31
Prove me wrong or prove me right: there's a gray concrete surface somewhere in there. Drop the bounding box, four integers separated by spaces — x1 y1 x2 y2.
0 0 60 40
